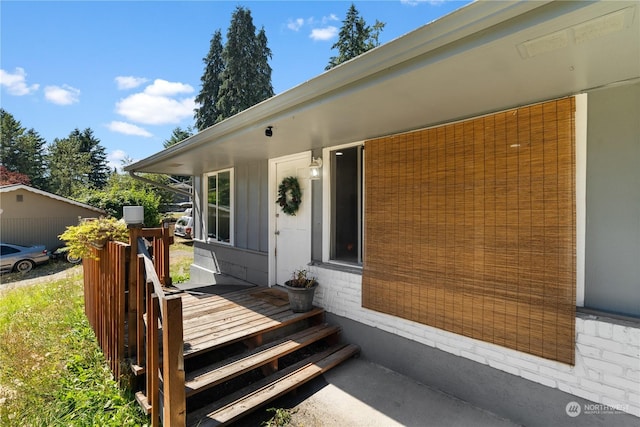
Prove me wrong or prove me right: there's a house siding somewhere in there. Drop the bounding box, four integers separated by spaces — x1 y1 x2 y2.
190 160 269 284
302 85 639 420
584 82 640 317
311 266 639 420
0 189 102 250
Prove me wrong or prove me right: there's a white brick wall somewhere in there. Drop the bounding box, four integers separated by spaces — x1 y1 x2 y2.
310 266 640 418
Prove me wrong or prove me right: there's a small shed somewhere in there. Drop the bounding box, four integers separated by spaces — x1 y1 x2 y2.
0 184 105 250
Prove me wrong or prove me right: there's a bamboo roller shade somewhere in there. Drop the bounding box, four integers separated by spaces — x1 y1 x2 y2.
362 97 576 365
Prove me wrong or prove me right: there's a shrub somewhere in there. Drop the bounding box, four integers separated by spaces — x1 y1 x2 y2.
79 187 162 228
59 217 129 259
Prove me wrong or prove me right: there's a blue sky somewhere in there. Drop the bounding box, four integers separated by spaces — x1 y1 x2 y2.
1 1 469 170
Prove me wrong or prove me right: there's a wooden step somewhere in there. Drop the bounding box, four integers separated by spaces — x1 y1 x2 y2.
183 306 325 358
186 343 360 427
185 323 340 397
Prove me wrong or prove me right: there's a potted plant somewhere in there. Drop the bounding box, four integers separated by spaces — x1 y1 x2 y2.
282 268 319 313
59 217 129 260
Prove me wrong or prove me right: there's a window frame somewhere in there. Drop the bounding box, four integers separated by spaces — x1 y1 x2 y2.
203 168 234 246
322 142 365 267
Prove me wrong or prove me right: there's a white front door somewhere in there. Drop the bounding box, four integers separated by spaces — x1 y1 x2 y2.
270 153 312 286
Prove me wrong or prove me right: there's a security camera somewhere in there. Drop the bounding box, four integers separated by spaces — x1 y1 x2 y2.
265 126 273 137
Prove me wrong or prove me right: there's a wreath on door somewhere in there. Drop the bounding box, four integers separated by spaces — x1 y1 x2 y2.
276 176 302 216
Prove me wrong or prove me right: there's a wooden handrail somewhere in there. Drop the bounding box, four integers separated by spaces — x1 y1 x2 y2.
135 232 186 426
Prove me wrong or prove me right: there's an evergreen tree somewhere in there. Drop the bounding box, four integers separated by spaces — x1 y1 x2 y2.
326 3 385 70
194 30 225 131
70 128 110 189
0 109 25 170
46 136 91 197
16 129 47 189
163 126 194 149
0 109 47 189
163 126 194 184
215 7 274 122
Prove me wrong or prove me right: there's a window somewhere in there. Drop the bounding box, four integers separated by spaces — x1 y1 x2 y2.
330 145 363 265
1 245 19 256
205 169 233 244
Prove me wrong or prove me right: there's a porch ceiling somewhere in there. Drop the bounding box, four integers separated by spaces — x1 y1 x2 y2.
126 0 640 176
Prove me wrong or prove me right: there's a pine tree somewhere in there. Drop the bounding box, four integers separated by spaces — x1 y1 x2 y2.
326 3 385 70
16 129 47 189
163 126 194 149
163 126 194 183
46 137 91 197
70 128 110 189
0 109 47 189
0 109 25 170
194 30 224 131
215 7 274 122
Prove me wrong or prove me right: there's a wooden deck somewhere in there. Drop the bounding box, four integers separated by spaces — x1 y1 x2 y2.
180 286 324 358
82 228 357 426
137 285 359 426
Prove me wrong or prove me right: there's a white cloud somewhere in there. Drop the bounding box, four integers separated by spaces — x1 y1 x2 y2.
107 121 153 137
322 14 339 24
115 79 196 125
44 84 80 105
287 18 305 31
107 149 130 171
0 67 40 95
116 92 195 125
115 76 149 90
144 79 194 96
310 26 338 41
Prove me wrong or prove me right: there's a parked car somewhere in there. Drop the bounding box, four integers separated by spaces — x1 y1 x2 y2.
174 215 194 239
0 242 50 273
48 245 82 264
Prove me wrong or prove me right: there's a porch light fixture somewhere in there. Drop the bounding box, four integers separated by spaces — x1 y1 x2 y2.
309 157 323 180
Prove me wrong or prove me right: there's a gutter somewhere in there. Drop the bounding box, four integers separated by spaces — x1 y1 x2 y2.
128 171 192 198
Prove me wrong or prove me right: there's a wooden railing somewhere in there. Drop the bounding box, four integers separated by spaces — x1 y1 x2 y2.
82 240 128 379
131 225 186 426
82 221 186 426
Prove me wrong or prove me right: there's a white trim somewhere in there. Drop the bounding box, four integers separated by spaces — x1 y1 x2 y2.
203 168 234 246
0 184 105 214
321 142 365 265
575 93 587 307
268 151 312 286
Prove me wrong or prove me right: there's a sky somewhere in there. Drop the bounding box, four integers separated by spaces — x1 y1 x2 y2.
1 0 470 170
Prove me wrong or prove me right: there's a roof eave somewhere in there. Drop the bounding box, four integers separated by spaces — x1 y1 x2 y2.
125 0 550 174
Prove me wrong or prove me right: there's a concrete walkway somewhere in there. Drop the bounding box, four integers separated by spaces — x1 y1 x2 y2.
234 357 521 427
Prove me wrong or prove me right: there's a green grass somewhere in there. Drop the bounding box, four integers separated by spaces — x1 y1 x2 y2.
0 272 148 426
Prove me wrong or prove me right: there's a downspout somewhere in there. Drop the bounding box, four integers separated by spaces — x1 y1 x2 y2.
128 171 192 198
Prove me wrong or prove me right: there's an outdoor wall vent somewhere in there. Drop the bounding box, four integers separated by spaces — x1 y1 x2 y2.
517 6 634 59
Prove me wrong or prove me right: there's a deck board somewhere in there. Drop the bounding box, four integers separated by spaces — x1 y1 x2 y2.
179 287 323 358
